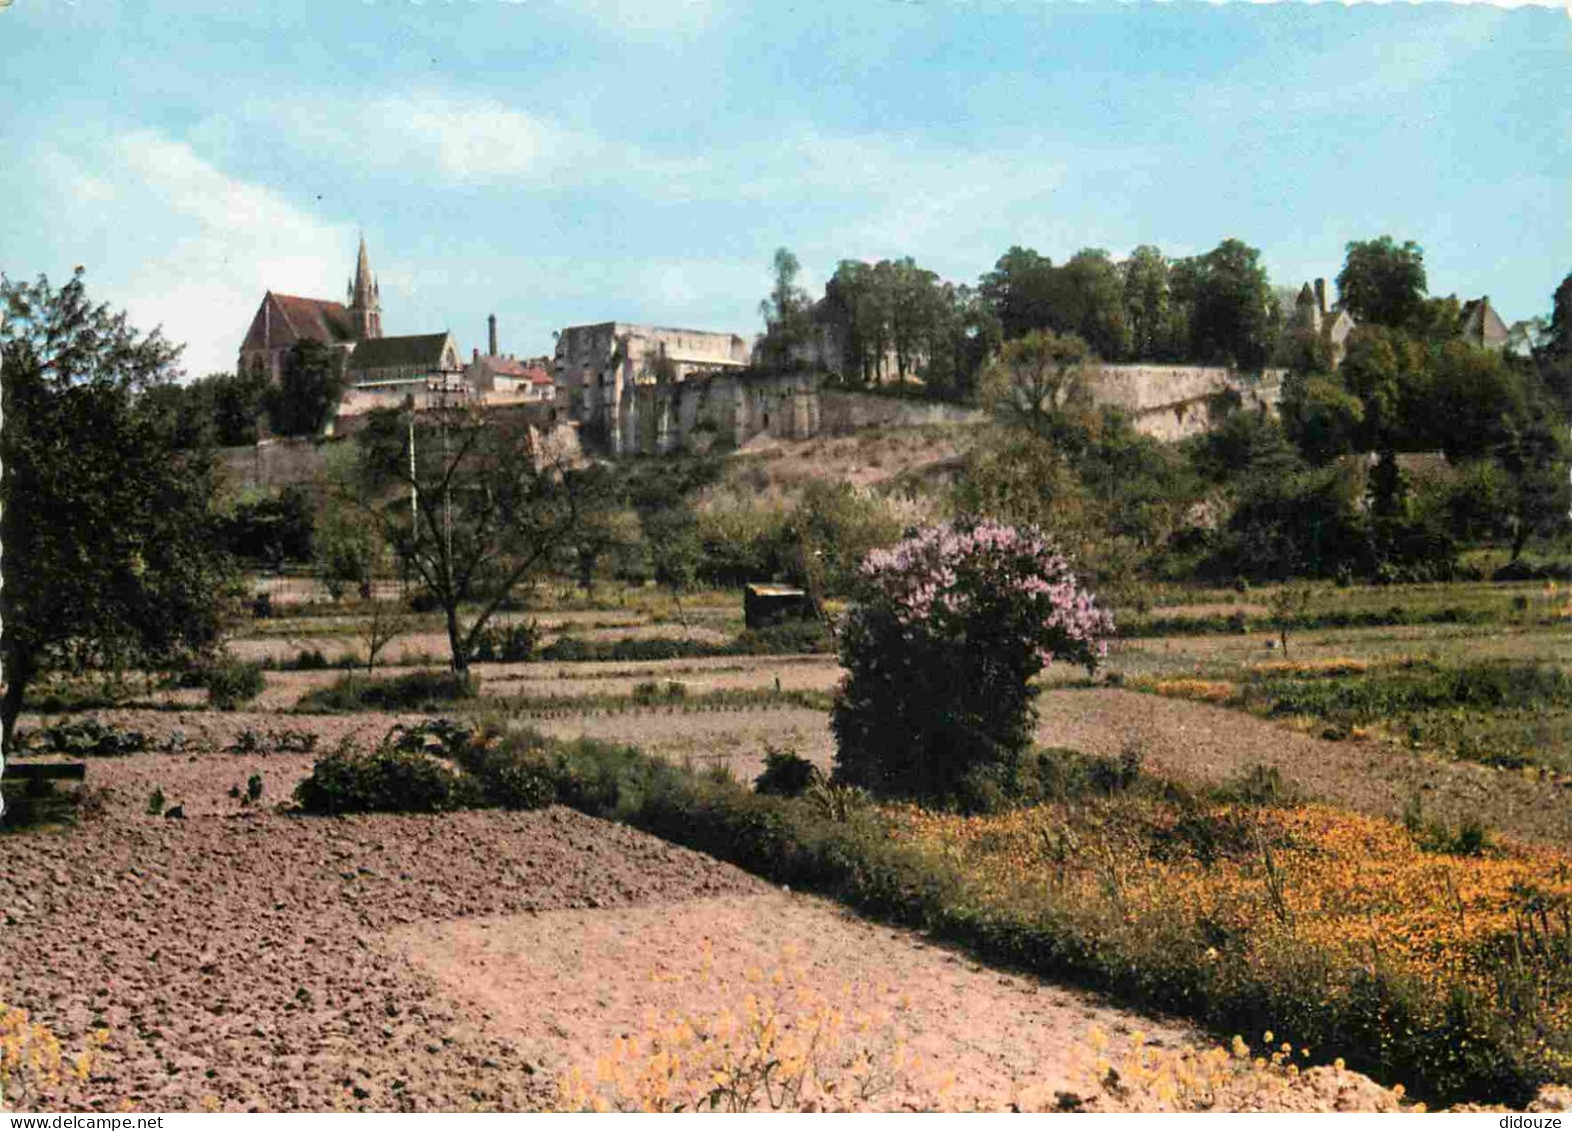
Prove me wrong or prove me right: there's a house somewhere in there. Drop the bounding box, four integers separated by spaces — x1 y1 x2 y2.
1294 278 1357 366
343 331 464 393
1460 296 1510 351
465 314 555 403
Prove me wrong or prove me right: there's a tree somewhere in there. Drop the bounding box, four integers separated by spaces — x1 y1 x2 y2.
980 246 1058 340
922 282 1000 402
1122 245 1172 361
1185 239 1274 369
757 248 813 369
349 401 582 674
980 329 1097 444
1538 270 1572 412
1336 237 1428 330
1056 249 1130 361
269 338 345 436
1 271 233 774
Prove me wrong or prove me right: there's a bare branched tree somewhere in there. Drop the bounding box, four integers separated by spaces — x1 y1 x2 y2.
348 401 584 674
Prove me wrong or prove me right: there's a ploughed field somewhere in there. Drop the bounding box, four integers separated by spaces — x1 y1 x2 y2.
7 581 1570 1110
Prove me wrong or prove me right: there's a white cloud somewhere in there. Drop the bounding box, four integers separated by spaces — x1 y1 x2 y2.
37 132 356 377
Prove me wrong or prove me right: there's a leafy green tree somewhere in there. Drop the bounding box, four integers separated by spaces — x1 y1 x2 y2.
981 329 1097 444
1055 249 1130 362
1537 270 1572 411
1121 245 1172 361
1279 372 1365 465
1184 239 1274 369
1494 403 1572 562
1 271 233 768
757 247 813 370
269 338 345 436
819 259 885 384
922 282 1000 402
980 246 1058 341
1336 236 1428 330
349 402 583 674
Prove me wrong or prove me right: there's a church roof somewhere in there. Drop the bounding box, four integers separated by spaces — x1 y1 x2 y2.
239 292 357 352
347 332 457 372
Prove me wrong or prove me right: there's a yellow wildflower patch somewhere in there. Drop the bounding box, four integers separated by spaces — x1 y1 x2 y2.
888 799 1572 1080
1151 679 1237 703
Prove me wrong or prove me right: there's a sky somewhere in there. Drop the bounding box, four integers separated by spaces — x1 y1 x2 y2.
3 0 1570 378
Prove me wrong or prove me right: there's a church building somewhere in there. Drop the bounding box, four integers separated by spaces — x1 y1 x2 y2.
236 238 461 392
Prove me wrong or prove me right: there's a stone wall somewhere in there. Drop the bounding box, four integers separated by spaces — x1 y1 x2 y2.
611 369 819 456
817 390 986 435
1088 365 1285 443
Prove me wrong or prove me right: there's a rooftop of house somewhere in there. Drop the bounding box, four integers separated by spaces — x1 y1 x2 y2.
346 333 457 372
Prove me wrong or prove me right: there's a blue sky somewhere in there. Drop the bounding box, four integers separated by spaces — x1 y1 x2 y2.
4 0 1569 377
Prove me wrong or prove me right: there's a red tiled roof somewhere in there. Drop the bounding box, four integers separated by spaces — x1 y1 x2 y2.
479 355 531 378
525 365 553 386
240 292 356 352
271 294 357 344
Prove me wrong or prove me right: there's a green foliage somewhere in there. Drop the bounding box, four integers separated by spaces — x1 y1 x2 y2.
293 743 483 814
350 402 581 674
194 659 267 710
267 339 345 436
539 621 833 664
1 270 234 758
1402 796 1493 858
31 718 147 757
981 329 1097 442
1336 236 1429 331
221 485 317 566
754 744 822 798
295 669 477 712
631 679 688 705
468 620 538 663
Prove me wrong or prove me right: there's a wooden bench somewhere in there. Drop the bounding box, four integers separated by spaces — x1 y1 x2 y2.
2 762 87 795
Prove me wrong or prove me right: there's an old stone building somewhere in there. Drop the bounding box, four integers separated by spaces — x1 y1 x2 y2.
238 236 384 382
553 322 754 453
1294 278 1358 365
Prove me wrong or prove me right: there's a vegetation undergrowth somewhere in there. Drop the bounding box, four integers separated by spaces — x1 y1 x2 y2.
293 669 477 713
1137 657 1572 774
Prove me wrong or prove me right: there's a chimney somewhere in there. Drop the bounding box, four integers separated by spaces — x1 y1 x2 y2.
488 314 498 358
473 348 479 362
1314 278 1327 316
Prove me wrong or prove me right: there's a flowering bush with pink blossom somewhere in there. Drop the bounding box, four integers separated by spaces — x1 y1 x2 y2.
831 520 1113 806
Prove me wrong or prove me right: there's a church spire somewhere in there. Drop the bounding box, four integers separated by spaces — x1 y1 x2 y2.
347 233 382 340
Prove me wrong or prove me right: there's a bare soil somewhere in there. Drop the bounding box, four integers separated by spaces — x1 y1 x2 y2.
2 799 761 1112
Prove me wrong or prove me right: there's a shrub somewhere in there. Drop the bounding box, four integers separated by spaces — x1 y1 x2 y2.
192 659 267 710
31 718 147 757
469 620 539 663
831 520 1112 805
754 743 821 798
631 679 687 705
295 669 477 712
292 744 482 814
291 648 331 671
